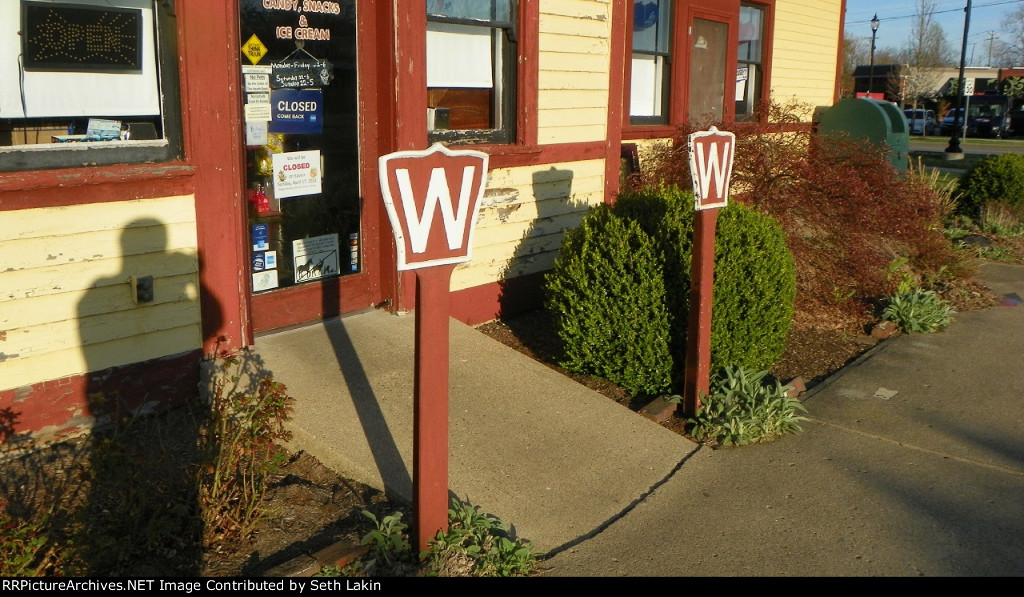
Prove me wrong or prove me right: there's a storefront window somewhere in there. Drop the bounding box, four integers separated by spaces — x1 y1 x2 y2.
0 0 181 171
630 0 672 124
426 0 516 144
736 3 765 119
239 0 361 293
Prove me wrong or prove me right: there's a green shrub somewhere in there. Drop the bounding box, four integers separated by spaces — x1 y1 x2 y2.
710 199 796 371
545 186 796 396
882 287 955 333
544 205 673 396
614 186 796 375
424 498 540 577
956 153 1024 218
687 366 807 447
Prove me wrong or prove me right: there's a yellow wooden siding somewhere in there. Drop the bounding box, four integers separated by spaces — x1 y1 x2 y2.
537 0 612 145
452 159 606 291
769 0 842 116
0 197 201 392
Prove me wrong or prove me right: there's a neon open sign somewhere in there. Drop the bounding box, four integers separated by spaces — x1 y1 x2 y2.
21 1 143 72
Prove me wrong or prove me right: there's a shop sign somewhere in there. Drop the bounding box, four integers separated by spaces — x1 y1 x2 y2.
293 234 340 283
269 89 324 134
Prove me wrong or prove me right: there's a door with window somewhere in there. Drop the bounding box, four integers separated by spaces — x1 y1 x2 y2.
239 0 379 332
688 14 730 124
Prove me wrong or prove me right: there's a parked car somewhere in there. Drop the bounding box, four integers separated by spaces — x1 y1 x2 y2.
939 108 966 137
903 108 937 135
940 96 1014 138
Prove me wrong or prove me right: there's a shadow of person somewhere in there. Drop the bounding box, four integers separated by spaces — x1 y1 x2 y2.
72 217 213 575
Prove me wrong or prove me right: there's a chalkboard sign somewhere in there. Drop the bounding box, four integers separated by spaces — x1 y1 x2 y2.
21 1 143 72
272 59 335 89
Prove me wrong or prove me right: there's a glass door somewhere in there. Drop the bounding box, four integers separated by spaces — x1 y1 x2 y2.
238 1 361 315
688 17 728 124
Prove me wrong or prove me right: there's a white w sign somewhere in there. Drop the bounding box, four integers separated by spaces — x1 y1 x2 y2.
687 126 735 211
379 143 489 271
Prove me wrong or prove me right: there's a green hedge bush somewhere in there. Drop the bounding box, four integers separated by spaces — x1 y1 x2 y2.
545 186 796 396
543 205 673 396
956 153 1024 217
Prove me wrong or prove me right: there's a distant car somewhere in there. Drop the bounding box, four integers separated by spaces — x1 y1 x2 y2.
939 108 966 137
940 98 1014 138
903 109 937 135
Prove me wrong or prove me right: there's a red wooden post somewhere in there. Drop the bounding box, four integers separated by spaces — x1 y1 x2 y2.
377 143 488 555
412 264 455 552
682 127 735 417
682 209 718 416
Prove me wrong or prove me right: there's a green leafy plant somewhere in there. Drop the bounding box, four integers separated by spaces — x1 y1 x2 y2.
0 508 62 576
544 204 673 396
423 498 539 577
360 509 411 567
197 359 295 545
956 153 1024 219
687 366 807 447
545 186 796 397
882 288 955 333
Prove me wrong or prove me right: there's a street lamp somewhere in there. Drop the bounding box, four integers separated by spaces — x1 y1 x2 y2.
945 0 972 160
868 14 880 96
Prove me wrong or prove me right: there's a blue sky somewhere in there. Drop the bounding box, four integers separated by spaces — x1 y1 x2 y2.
846 0 1024 66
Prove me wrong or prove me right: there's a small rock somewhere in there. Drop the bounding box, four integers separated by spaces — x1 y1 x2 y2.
784 377 806 398
871 320 899 339
640 395 678 423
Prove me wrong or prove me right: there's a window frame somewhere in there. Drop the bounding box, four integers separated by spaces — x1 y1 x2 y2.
623 1 775 137
0 0 183 173
629 0 673 126
735 1 766 120
426 0 518 145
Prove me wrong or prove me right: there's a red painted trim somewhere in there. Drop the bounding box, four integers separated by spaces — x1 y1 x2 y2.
359 0 396 315
449 271 547 326
179 0 250 355
0 351 200 448
835 0 847 103
251 274 378 333
756 1 776 117
518 0 540 147
606 0 628 204
0 164 195 211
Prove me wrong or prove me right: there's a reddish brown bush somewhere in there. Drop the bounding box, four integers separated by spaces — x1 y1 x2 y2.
628 100 969 330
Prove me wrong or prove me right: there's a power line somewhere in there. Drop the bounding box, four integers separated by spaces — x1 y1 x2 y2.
847 0 1024 27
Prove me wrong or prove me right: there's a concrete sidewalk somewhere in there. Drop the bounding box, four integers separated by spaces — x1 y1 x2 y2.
254 261 1024 576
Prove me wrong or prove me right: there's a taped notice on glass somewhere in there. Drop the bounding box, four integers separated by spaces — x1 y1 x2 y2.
272 150 322 199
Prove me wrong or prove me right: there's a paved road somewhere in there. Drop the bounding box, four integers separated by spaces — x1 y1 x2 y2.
910 138 1024 155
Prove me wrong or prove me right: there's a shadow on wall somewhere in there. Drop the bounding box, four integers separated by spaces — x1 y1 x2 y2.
492 165 587 322
0 217 221 575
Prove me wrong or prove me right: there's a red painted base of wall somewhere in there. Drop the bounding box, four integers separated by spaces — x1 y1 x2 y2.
449 271 547 326
1 351 201 451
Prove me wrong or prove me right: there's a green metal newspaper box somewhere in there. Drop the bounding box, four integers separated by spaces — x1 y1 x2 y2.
819 98 909 171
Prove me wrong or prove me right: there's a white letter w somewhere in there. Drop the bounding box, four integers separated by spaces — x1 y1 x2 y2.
695 141 733 199
395 166 476 254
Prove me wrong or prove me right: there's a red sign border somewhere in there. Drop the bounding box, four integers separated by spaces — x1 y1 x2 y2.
687 126 736 212
378 142 489 271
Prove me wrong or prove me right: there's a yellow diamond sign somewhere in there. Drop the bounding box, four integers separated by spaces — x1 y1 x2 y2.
242 34 268 65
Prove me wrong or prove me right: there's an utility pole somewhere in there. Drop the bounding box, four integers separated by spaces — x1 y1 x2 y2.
987 31 999 67
945 0 972 160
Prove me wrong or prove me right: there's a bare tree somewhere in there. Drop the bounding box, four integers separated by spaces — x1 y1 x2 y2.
841 31 866 97
898 0 954 67
998 5 1024 65
897 0 954 118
